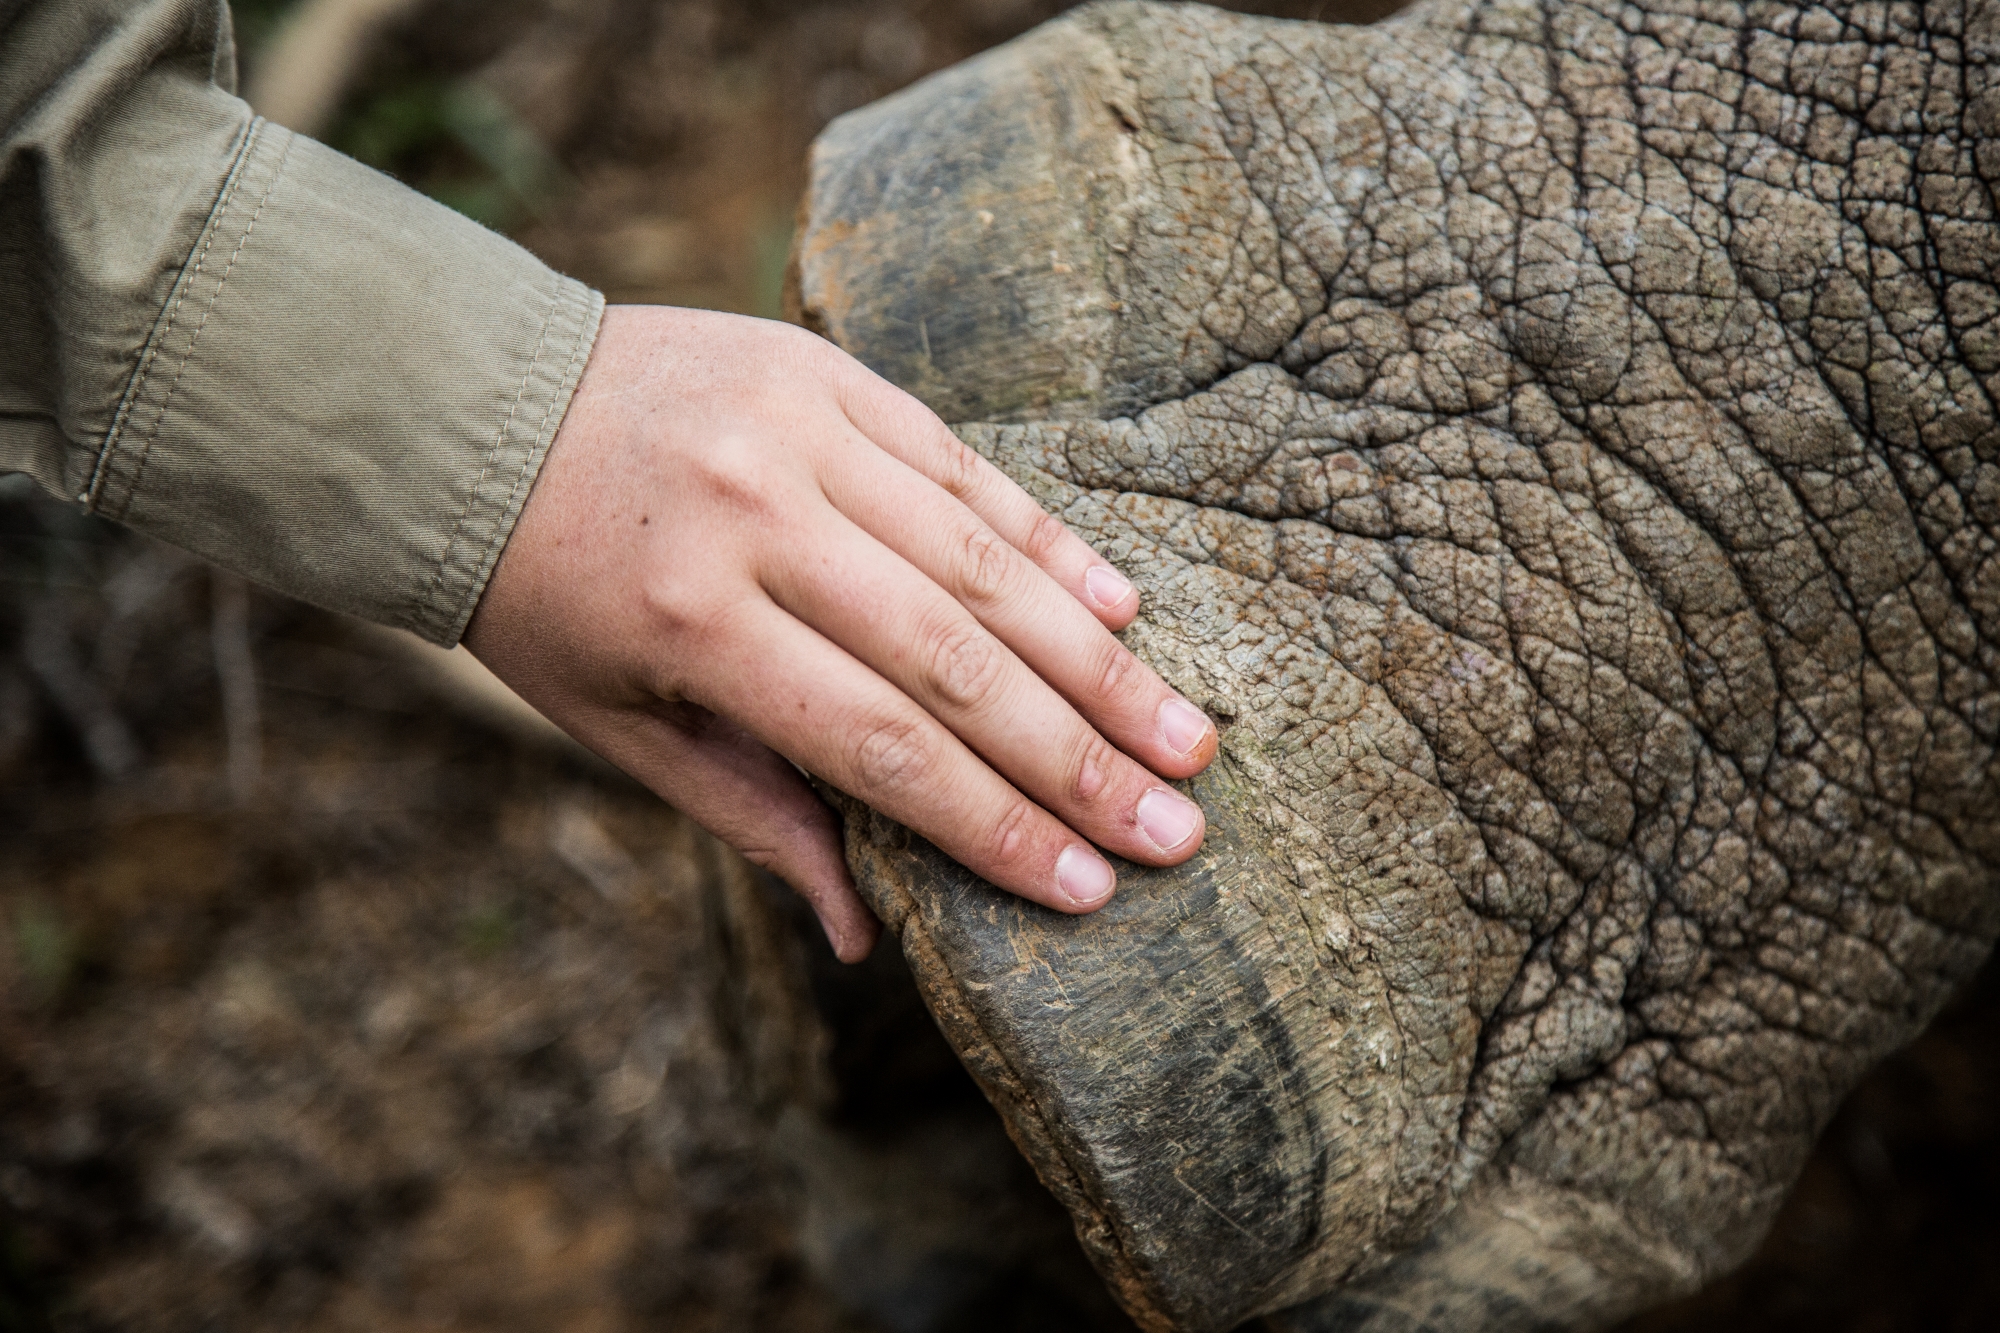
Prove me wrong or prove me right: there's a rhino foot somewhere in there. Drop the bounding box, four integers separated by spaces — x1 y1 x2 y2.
792 2 2000 1329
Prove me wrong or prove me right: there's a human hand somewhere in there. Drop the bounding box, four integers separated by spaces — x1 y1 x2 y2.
463 306 1217 961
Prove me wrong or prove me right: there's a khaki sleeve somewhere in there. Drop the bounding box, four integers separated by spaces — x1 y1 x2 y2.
0 0 604 644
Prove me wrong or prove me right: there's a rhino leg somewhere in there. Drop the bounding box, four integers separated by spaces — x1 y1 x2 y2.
792 2 2000 1330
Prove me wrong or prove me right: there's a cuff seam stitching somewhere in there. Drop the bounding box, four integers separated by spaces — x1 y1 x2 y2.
113 126 296 522
86 116 260 508
461 284 596 610
418 276 563 631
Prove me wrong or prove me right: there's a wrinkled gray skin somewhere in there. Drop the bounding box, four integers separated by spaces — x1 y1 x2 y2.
789 2 2000 1330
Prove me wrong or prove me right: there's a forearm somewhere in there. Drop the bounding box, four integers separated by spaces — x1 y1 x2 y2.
0 0 602 643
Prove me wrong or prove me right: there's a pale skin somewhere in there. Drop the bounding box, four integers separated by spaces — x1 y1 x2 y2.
463 306 1218 962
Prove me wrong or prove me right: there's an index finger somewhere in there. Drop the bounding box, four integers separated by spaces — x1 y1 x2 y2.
832 364 1142 630
815 434 1216 783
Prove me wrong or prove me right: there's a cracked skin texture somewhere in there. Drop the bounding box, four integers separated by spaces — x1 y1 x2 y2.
786 1 2000 1329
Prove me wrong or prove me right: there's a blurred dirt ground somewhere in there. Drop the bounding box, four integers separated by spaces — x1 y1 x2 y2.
0 478 1134 1333
1 1 1996 1330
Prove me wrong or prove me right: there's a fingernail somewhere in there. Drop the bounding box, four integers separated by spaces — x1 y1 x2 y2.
1159 697 1211 756
1056 845 1116 906
1137 787 1202 853
1085 564 1134 609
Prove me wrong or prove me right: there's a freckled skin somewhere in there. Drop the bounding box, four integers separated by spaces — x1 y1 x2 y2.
793 1 2000 1330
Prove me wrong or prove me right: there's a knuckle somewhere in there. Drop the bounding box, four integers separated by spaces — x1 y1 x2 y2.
772 316 836 364
990 798 1037 868
1071 732 1127 807
638 599 737 702
1095 640 1141 699
1022 509 1069 566
773 318 826 355
736 844 782 873
850 714 933 794
922 615 1006 711
956 524 1017 606
654 698 714 741
689 440 777 520
937 435 985 500
643 583 729 648
823 344 885 401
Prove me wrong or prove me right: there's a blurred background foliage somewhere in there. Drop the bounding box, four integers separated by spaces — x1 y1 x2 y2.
236 0 1404 315
0 2 1996 1332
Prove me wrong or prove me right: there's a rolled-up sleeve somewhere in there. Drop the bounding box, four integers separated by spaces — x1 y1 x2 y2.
1 0 604 644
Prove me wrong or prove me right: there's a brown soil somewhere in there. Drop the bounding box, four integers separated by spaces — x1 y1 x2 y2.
0 486 1130 1332
3 3 1994 1331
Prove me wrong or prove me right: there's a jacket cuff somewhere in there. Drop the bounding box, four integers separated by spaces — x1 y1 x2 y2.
87 118 605 645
